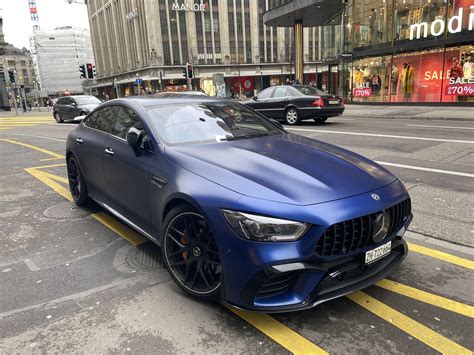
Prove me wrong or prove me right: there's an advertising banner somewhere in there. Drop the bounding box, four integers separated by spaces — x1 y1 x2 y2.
353 87 372 97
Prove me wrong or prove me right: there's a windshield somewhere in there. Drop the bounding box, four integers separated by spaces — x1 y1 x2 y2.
147 102 282 146
75 96 101 105
293 86 325 96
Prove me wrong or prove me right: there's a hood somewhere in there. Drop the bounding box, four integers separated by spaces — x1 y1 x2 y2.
78 103 100 111
165 133 397 205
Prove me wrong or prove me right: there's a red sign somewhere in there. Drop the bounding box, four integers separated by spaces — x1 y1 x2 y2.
231 77 254 93
445 84 474 96
353 88 372 97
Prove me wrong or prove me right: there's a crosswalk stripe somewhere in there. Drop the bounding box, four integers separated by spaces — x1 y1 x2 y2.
376 279 474 318
347 291 472 354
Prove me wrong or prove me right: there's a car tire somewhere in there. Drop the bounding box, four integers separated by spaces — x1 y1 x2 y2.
314 117 328 124
162 204 222 301
285 107 301 125
67 156 90 206
54 112 64 123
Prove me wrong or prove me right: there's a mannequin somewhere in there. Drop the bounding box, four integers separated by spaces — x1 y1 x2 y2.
401 63 414 100
371 72 382 93
450 57 464 80
369 8 377 45
391 65 399 95
463 56 472 80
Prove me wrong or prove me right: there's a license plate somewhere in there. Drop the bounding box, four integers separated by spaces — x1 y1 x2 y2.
329 100 339 105
365 241 391 264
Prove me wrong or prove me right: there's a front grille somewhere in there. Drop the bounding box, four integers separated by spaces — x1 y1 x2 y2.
255 272 295 300
315 199 411 257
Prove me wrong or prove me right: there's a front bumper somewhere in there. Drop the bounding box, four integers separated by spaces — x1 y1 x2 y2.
228 235 407 313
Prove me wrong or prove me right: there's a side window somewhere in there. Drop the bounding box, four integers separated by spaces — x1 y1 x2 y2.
272 87 288 98
112 107 144 139
56 98 65 105
83 106 116 133
286 87 298 97
257 87 273 99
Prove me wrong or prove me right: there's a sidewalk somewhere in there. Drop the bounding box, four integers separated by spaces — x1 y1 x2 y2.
343 104 474 121
0 108 52 117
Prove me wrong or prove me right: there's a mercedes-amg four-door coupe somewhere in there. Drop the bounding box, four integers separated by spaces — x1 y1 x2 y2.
66 97 412 312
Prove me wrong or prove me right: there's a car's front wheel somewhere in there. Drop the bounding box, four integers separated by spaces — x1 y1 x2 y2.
285 107 300 125
162 205 222 301
67 156 90 206
54 112 64 123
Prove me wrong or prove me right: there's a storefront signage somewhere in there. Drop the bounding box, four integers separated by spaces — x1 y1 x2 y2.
126 8 139 21
353 87 372 97
409 7 474 40
446 83 474 96
340 53 353 60
172 1 208 11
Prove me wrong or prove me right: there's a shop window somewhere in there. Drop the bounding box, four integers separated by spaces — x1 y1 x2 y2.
352 56 391 102
351 0 393 49
441 45 474 103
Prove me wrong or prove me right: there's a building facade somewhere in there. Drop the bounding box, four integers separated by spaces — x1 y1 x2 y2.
32 27 94 96
0 17 37 110
86 0 337 97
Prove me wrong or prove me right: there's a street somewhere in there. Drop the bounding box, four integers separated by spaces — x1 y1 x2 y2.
0 113 473 354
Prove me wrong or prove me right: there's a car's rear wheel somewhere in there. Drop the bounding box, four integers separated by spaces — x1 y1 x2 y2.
285 107 300 125
54 112 63 123
162 205 222 301
67 156 90 206
314 117 328 124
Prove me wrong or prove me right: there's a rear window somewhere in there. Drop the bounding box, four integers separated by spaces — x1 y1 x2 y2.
293 86 325 96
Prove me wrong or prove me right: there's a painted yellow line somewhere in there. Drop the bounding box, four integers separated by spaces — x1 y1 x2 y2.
0 124 37 127
91 212 147 246
226 306 328 355
28 163 66 170
408 242 474 270
347 291 471 354
40 170 69 184
0 128 11 130
0 138 64 159
25 168 73 202
376 279 474 318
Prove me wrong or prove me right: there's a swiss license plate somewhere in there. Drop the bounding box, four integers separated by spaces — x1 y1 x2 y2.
365 241 391 264
329 100 339 105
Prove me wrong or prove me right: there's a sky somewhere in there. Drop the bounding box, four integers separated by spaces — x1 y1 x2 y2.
0 0 90 49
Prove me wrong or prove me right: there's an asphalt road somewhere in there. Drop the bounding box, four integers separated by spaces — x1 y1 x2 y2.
0 112 473 354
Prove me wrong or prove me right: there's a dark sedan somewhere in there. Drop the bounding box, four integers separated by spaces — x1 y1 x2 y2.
53 95 101 123
243 85 344 125
66 97 411 312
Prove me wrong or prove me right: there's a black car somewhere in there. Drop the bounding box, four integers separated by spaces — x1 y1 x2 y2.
53 95 101 123
242 85 344 125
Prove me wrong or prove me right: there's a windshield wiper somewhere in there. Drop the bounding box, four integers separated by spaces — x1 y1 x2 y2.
223 133 270 141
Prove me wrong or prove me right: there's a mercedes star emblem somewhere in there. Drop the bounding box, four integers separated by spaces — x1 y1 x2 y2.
371 193 381 201
372 212 391 243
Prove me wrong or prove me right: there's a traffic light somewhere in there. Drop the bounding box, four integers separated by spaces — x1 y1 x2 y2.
92 65 96 78
182 66 187 78
79 65 86 79
8 70 15 83
187 63 193 79
86 63 93 79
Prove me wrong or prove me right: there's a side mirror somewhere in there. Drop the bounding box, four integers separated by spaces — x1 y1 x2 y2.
126 127 144 156
252 96 258 101
70 102 77 107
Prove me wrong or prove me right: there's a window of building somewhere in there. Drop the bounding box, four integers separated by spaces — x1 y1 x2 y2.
352 56 391 103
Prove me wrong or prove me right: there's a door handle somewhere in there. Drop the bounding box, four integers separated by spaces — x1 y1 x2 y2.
76 138 84 144
104 148 114 156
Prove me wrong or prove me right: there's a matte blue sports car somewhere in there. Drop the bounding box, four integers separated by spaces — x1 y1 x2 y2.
66 97 412 312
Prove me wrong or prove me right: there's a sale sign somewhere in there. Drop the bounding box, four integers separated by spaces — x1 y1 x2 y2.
353 88 372 97
445 84 474 96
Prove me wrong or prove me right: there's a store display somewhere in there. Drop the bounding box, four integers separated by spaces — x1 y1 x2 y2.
449 57 464 79
401 63 414 99
391 65 399 95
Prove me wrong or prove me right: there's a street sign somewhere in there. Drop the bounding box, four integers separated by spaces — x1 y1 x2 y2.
136 78 142 85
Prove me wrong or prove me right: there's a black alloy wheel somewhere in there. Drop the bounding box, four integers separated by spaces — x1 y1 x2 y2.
54 112 64 123
162 206 222 300
314 117 328 124
67 157 89 206
285 107 300 125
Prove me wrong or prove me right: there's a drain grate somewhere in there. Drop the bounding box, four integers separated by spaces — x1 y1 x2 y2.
126 242 162 270
43 202 90 219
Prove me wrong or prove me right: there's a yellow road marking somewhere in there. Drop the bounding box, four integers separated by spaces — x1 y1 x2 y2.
0 124 36 127
376 279 474 318
25 168 73 202
27 163 66 169
226 306 328 355
0 128 11 130
408 242 474 270
0 138 64 159
347 291 472 354
91 212 147 246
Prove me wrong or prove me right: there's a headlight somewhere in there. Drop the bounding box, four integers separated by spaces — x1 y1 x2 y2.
221 209 309 242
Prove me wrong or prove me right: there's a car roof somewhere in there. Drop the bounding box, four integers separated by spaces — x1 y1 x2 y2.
107 96 228 108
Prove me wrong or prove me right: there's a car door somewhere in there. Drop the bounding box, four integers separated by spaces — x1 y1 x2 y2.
69 97 81 118
55 97 67 118
249 87 274 117
76 106 116 199
265 86 289 119
102 105 154 229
